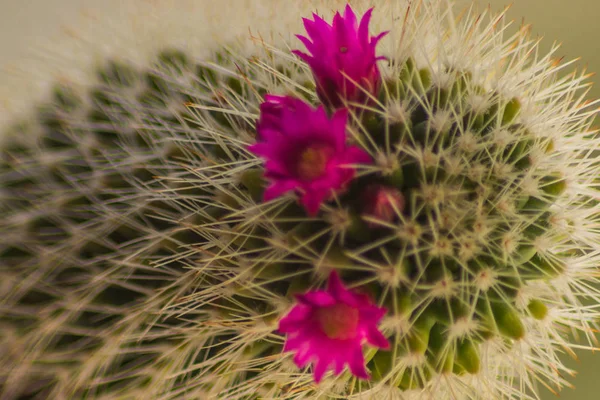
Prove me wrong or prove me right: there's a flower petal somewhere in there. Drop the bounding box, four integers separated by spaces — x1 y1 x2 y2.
263 180 298 202
336 287 371 308
359 306 387 323
330 108 349 150
358 8 374 45
295 291 336 307
296 34 315 53
343 4 357 29
366 327 390 349
333 357 346 375
278 305 312 333
348 347 369 380
342 145 372 165
299 189 329 216
326 270 348 299
313 358 330 383
371 30 389 47
283 334 303 352
293 344 314 368
291 49 312 63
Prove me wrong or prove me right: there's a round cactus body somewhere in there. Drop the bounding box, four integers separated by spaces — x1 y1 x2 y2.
1 1 600 399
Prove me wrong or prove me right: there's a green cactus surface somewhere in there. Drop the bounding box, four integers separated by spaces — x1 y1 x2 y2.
1 2 600 399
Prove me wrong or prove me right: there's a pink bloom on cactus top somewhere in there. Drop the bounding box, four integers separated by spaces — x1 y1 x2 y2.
278 270 389 383
249 95 371 216
293 5 388 108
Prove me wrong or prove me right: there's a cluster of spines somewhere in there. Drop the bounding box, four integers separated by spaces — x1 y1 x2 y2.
0 50 219 398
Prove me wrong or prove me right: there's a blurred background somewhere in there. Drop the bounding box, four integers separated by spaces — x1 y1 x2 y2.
0 1 598 398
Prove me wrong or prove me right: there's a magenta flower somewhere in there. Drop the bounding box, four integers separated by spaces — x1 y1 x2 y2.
249 95 371 216
362 184 405 226
278 270 389 383
293 5 388 108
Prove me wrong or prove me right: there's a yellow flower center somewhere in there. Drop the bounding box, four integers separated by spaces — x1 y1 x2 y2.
316 303 359 339
296 144 332 180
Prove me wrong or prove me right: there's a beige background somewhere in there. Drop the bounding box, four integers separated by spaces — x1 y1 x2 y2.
0 1 598 398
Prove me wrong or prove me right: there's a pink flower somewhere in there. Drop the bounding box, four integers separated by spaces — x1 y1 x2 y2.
362 184 405 226
293 5 388 108
278 270 389 383
249 95 371 216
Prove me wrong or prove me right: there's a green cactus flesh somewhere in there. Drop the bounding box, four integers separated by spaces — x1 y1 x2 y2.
0 45 596 399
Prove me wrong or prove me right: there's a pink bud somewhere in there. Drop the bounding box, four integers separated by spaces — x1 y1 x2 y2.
362 184 405 226
293 5 388 109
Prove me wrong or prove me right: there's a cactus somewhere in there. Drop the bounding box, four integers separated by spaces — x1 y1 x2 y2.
1 1 600 399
